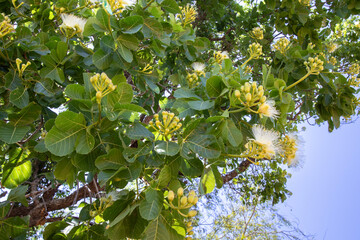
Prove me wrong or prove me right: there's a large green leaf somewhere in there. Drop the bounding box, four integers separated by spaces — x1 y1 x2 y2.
75 130 95 155
199 167 216 195
0 123 30 144
117 44 133 63
8 102 42 126
126 122 154 140
113 103 146 113
43 221 69 240
45 111 87 156
160 0 181 14
206 76 224 98
106 82 133 108
154 141 180 156
221 119 243 147
9 87 29 109
186 135 221 159
34 78 55 97
143 18 163 37
93 49 112 70
64 84 85 99
2 149 32 189
180 157 204 177
120 15 144 34
8 185 28 206
95 148 126 170
188 100 215 111
0 216 29 240
117 34 139 51
123 143 152 163
139 188 163 220
53 158 76 181
143 215 183 240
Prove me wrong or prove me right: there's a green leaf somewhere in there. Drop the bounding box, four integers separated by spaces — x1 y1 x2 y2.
157 165 172 188
93 49 112 70
2 156 32 189
120 15 144 34
126 122 154 140
56 41 68 62
180 157 203 177
143 18 163 37
154 141 180 156
95 148 126 170
206 76 224 98
34 78 55 97
40 66 65 83
43 221 69 240
123 143 152 163
160 0 181 14
75 130 95 154
139 188 163 220
9 87 29 109
64 84 85 99
117 44 133 63
143 216 183 240
221 119 242 147
100 35 115 52
199 167 216 195
0 123 30 144
7 185 28 206
113 103 146 113
0 216 30 240
96 8 110 30
188 100 215 111
174 88 201 100
8 102 42 126
186 135 221 159
83 17 103 36
71 153 96 171
54 158 76 181
45 111 86 156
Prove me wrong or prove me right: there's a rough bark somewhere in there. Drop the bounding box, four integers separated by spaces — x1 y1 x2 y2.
222 160 252 184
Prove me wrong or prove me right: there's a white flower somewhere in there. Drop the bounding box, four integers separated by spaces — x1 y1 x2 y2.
60 14 87 34
192 62 205 72
122 0 136 7
258 100 279 119
221 51 229 59
251 125 280 157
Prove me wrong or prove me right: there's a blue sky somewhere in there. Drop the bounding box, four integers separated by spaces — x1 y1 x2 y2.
280 120 360 240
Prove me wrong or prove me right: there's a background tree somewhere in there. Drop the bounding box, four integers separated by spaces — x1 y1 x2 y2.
0 0 359 239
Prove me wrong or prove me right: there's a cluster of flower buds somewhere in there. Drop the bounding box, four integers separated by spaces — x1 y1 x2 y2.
280 135 299 166
106 0 133 15
185 221 194 239
214 51 229 65
244 65 253 74
186 73 200 88
327 42 338 53
273 38 290 55
15 58 31 78
234 82 266 107
251 27 263 40
348 63 360 87
304 56 324 75
167 188 198 218
90 72 117 104
299 0 311 6
0 15 14 38
329 56 337 66
248 43 263 59
149 111 182 140
139 63 153 75
180 4 197 26
307 42 315 49
89 196 113 218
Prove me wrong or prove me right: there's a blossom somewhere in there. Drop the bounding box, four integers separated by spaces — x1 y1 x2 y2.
250 125 280 158
107 0 136 14
280 133 303 167
258 100 279 119
191 62 205 72
60 14 87 35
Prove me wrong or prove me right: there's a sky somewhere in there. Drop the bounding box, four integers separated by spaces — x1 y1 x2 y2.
280 120 360 240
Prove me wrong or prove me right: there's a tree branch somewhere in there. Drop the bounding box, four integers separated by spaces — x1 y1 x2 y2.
6 179 101 227
222 159 252 184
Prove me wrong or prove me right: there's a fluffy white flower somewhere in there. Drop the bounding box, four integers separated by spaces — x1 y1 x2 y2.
258 100 279 119
221 51 229 59
192 62 205 72
281 133 304 168
251 125 280 157
60 14 87 34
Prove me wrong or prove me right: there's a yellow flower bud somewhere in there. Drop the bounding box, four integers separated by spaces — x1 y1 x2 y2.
188 190 196 196
192 196 198 205
234 90 241 99
260 96 266 103
187 195 195 204
188 231 194 235
245 93 252 102
187 226 193 232
181 196 188 206
177 187 184 197
240 86 245 92
186 222 192 227
258 85 264 91
168 190 174 201
96 91 102 99
245 84 251 93
258 89 264 98
188 210 197 217
252 82 257 89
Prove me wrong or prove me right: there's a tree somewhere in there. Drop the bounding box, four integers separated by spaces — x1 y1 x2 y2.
0 0 359 239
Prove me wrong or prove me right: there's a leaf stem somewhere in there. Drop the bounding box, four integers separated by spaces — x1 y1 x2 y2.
284 72 310 91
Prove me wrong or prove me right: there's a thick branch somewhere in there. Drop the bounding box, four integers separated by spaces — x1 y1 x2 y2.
6 179 101 227
222 160 252 184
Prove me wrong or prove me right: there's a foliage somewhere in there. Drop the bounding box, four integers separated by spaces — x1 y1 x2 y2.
0 0 359 239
